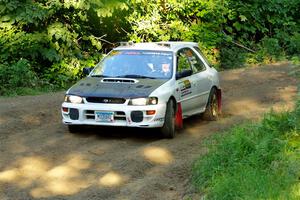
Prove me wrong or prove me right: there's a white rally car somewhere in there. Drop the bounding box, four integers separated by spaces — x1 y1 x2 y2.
62 42 221 138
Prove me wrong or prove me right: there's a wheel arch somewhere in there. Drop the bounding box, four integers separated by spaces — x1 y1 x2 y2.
210 85 222 113
168 95 177 111
168 95 184 129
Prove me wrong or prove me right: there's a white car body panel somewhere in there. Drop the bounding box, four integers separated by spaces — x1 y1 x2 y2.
62 101 166 128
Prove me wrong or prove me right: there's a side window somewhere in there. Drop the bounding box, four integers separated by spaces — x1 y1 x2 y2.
193 46 211 67
188 49 206 73
177 48 192 73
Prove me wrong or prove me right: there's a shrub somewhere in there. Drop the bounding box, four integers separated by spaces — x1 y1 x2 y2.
287 33 300 56
0 59 38 95
260 37 284 61
219 44 248 69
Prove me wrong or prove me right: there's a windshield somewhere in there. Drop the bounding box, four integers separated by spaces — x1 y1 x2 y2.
90 50 173 79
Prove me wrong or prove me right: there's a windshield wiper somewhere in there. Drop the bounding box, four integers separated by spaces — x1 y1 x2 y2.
117 75 156 79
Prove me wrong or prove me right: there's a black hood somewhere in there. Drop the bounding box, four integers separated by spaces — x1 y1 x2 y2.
67 77 168 98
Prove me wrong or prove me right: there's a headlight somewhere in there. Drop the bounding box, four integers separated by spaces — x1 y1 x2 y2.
65 95 83 104
129 97 158 106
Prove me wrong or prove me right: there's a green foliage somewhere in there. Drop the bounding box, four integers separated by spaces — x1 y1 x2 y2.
0 0 299 95
126 0 190 42
0 0 127 95
287 33 300 56
126 0 300 68
192 100 300 199
0 59 38 95
0 59 37 88
260 37 283 60
219 44 248 69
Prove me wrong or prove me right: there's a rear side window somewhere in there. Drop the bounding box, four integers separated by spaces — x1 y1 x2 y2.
188 49 206 72
193 46 211 67
177 48 206 73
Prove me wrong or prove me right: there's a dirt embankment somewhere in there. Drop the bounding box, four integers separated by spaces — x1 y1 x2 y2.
0 63 298 200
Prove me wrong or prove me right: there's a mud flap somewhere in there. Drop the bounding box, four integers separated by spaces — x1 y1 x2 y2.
175 102 183 129
217 89 222 113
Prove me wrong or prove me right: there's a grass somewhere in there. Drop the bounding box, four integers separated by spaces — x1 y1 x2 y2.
192 100 300 200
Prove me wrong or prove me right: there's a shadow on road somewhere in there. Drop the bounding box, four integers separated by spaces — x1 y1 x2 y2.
70 125 163 142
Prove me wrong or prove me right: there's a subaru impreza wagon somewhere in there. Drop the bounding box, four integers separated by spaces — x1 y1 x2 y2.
62 42 222 138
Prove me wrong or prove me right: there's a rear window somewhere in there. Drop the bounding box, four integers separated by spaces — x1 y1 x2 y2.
193 46 211 67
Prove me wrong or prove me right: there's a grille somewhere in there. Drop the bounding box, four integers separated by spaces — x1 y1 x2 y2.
85 97 126 104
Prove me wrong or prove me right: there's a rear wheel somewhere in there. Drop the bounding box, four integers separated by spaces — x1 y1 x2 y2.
203 88 219 121
161 100 176 138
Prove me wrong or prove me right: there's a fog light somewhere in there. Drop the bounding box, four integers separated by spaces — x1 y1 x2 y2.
131 111 143 122
146 110 156 115
62 107 69 112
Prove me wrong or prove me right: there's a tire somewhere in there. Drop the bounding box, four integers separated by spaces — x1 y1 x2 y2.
68 125 82 133
203 88 219 121
161 100 176 138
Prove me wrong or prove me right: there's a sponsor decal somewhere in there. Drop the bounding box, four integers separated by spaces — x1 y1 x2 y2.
154 118 165 122
124 51 141 55
179 80 192 97
182 80 191 89
162 63 170 73
119 51 172 56
110 51 121 56
181 89 192 96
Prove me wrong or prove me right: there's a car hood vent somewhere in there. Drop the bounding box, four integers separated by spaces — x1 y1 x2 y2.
101 78 138 83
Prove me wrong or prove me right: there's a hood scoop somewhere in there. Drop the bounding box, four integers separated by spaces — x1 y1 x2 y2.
101 78 138 84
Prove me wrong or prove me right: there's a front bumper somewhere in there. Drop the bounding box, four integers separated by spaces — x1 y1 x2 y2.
61 102 167 128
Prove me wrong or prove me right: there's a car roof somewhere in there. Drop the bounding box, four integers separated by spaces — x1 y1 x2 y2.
114 41 199 52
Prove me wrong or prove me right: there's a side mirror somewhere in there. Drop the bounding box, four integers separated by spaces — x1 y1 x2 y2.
83 67 94 75
176 69 192 80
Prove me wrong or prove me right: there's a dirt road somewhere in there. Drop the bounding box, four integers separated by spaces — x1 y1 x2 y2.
0 63 298 200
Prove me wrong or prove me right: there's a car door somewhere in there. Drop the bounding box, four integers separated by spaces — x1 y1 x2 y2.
175 48 199 117
187 47 213 111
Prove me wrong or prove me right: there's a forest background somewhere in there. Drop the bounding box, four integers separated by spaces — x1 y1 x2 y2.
0 0 299 95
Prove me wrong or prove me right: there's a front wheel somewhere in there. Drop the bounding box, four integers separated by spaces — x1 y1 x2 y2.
203 88 220 121
160 100 176 138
